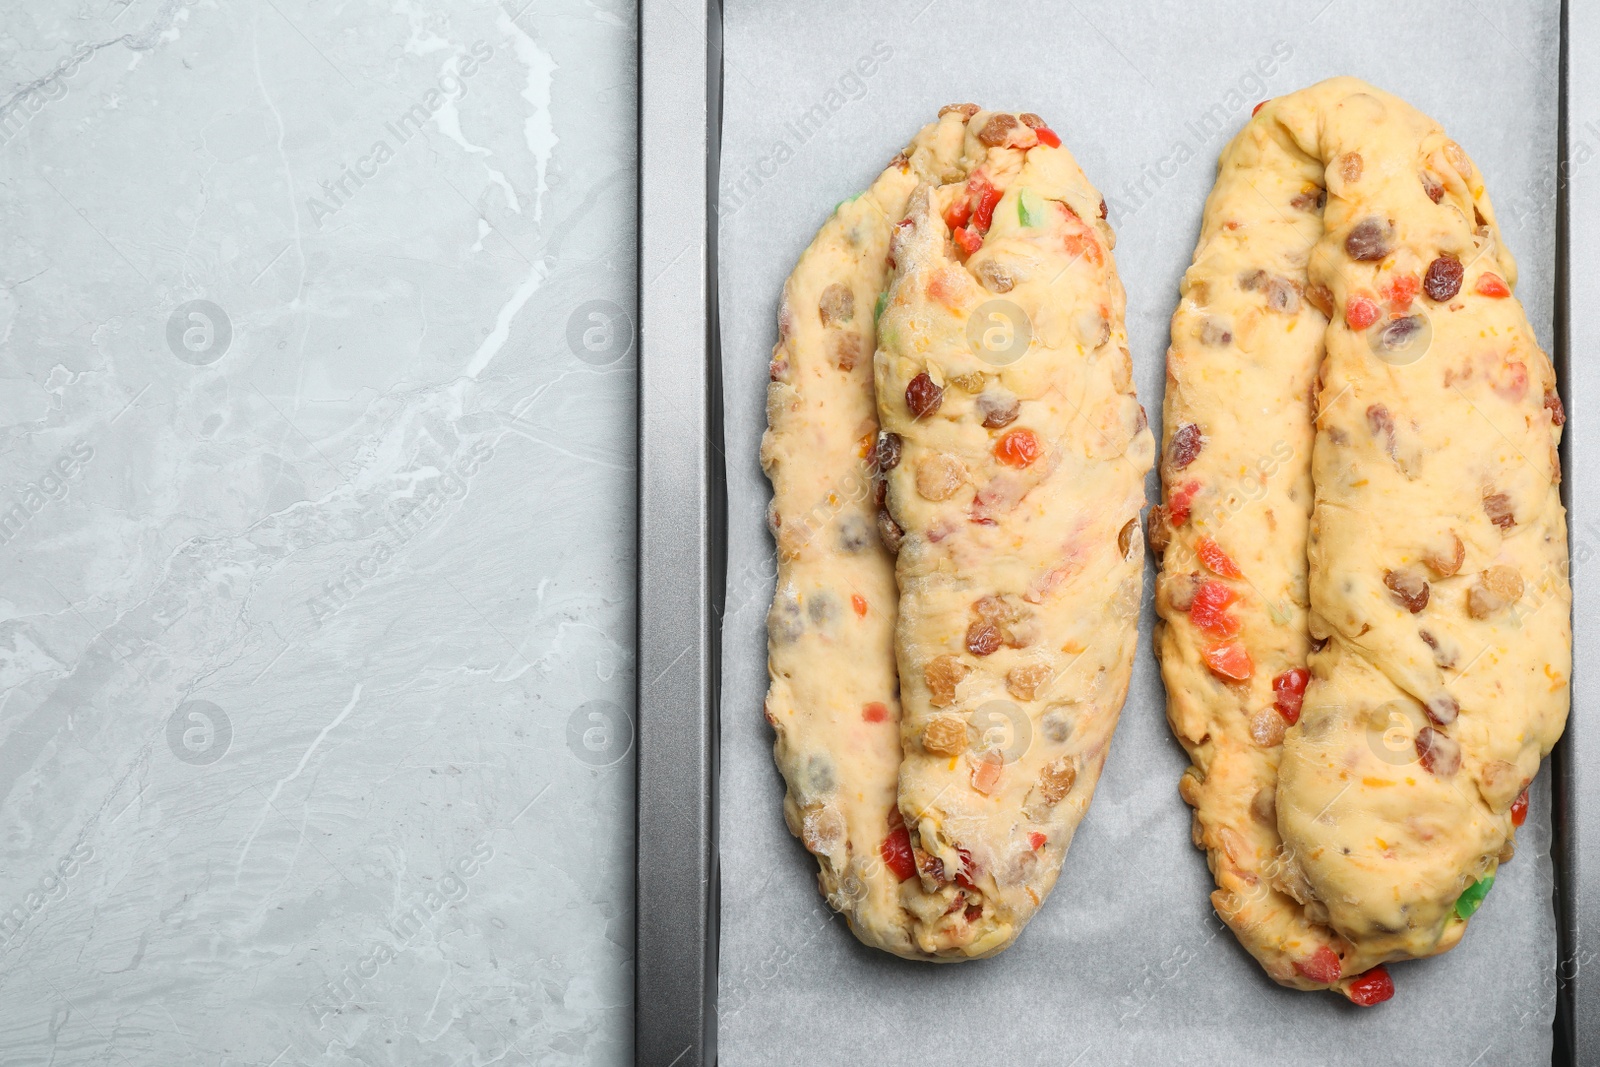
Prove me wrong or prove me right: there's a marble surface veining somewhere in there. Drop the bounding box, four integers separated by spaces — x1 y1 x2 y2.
0 1 636 1063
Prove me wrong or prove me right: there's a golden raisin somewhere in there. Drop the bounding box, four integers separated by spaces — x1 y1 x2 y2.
922 715 968 756
1250 707 1286 747
1118 517 1139 558
800 803 845 854
915 453 965 501
1178 770 1202 808
818 283 854 326
1468 565 1524 619
1480 758 1522 805
1305 282 1335 318
1146 505 1172 554
1444 140 1474 181
1423 532 1465 577
973 594 1021 624
924 654 969 706
1006 662 1053 701
1161 571 1205 613
1037 758 1077 805
1249 786 1276 826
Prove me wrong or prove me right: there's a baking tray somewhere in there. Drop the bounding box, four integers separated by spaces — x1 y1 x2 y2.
635 0 720 1063
635 1 1589 1064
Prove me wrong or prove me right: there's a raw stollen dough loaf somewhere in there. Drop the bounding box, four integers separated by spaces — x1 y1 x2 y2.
1154 76 1569 1001
762 106 1108 959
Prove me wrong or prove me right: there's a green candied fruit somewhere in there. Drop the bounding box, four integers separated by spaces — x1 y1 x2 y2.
1455 874 1495 920
1017 188 1046 229
874 292 888 324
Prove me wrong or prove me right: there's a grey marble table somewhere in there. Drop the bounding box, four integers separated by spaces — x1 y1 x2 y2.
0 1 636 1064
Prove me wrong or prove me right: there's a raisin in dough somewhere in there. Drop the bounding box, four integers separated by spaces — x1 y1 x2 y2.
1155 76 1569 996
876 114 1153 957
762 106 1031 960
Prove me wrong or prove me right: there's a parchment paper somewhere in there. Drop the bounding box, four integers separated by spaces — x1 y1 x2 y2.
717 2 1561 1063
